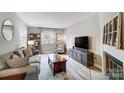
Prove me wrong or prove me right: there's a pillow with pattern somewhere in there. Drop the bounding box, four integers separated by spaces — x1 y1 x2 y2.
23 48 33 58
6 58 29 68
10 54 20 59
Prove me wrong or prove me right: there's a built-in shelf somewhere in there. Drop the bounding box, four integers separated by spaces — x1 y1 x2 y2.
28 33 41 55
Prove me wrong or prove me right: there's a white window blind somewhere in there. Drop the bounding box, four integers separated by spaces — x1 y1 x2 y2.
41 31 56 54
41 31 56 44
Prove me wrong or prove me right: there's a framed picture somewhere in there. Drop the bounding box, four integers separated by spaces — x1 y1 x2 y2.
56 33 61 41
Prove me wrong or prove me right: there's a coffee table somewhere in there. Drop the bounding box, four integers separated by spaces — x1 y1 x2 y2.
48 54 67 76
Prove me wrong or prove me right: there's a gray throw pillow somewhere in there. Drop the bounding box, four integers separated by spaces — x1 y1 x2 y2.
0 59 8 71
6 58 29 68
18 50 24 58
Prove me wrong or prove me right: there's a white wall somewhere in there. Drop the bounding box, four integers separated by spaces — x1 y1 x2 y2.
14 13 27 48
0 12 27 55
28 27 64 34
64 14 102 67
64 14 100 52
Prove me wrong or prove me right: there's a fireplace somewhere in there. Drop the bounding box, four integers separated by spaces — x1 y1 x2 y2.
105 52 123 80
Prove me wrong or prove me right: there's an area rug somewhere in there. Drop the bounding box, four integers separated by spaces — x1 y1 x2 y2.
39 54 69 80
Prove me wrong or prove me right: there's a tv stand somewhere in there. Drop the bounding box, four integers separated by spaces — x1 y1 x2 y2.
75 47 88 52
68 48 93 67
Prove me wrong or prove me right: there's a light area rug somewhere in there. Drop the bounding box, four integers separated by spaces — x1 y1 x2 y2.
39 54 68 80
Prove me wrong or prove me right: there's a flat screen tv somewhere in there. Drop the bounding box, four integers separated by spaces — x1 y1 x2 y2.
75 36 88 49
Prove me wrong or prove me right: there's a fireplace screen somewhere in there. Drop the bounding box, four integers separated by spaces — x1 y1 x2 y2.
105 52 123 80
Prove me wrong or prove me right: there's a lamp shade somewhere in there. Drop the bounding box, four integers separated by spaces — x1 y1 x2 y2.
28 40 34 45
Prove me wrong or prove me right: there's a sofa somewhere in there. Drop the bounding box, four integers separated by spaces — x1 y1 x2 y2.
0 47 40 80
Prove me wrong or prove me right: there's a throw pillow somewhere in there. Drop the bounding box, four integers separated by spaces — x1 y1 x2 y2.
23 48 33 58
10 54 20 59
0 59 8 71
18 50 25 58
6 58 29 68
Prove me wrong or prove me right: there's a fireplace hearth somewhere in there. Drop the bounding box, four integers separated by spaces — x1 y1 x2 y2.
105 52 123 80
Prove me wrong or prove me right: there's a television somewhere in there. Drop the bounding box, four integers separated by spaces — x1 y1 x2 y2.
75 36 88 49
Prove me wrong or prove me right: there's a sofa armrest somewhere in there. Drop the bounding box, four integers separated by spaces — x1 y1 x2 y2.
0 68 26 78
0 65 39 78
0 72 26 80
30 63 40 74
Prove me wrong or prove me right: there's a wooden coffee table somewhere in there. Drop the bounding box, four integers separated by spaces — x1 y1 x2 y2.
48 54 67 76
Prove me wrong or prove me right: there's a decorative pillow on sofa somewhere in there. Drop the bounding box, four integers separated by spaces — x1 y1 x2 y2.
10 54 20 59
17 50 25 58
0 59 8 71
14 50 25 58
23 48 33 58
6 58 29 68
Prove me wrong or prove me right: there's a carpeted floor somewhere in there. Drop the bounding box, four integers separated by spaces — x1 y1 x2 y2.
39 54 108 80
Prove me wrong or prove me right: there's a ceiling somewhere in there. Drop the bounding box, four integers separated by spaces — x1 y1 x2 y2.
17 12 97 29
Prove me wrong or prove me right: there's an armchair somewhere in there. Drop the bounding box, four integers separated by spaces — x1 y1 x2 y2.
54 44 65 54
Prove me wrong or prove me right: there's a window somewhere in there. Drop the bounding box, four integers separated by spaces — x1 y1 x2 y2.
41 31 56 54
41 31 56 44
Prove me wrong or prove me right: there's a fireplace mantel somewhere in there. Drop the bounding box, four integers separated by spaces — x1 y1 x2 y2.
103 45 124 63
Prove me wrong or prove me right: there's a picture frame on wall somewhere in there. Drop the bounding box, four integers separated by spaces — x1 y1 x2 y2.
56 33 61 41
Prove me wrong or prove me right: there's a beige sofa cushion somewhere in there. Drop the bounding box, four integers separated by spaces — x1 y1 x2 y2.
0 64 38 78
6 58 29 68
0 59 8 71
